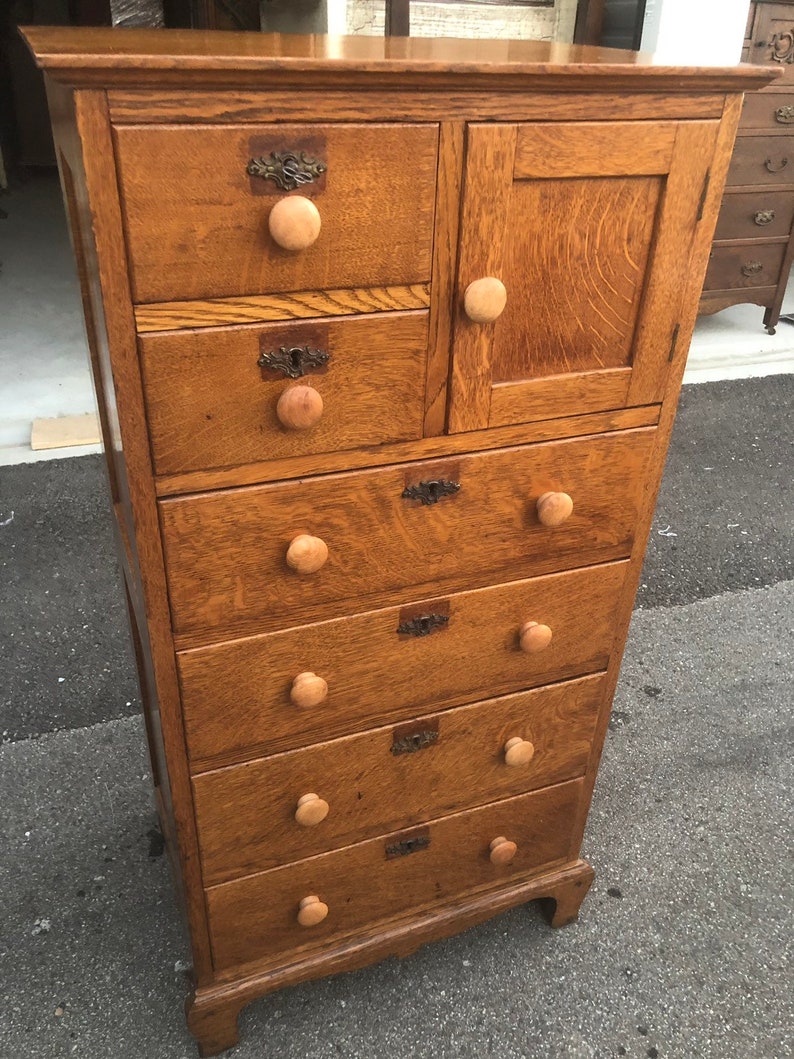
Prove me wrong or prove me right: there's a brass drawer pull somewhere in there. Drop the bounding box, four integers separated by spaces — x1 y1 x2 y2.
775 105 794 124
247 150 327 191
258 344 330 378
741 261 764 277
764 156 789 173
397 613 449 637
401 479 461 506
753 209 776 226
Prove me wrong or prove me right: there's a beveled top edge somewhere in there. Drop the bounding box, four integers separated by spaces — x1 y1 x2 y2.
21 26 782 92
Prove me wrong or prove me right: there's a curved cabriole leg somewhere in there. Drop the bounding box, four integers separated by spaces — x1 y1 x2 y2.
538 861 595 928
186 990 246 1058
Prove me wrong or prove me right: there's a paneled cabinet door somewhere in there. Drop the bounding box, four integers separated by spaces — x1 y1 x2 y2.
447 120 719 432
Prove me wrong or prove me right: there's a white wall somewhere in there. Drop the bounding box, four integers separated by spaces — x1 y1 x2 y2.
642 0 751 64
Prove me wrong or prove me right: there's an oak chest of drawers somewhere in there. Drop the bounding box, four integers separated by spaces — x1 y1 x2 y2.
701 0 794 332
24 26 776 1056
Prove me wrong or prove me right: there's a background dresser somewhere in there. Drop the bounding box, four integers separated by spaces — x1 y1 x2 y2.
23 27 775 1056
701 0 794 332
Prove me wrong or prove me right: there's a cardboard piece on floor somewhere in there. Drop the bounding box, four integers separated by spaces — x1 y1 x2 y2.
30 413 101 451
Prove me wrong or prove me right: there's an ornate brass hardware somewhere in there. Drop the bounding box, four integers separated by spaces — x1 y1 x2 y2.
741 261 764 277
775 105 794 124
754 210 776 226
258 345 330 378
385 835 431 859
391 730 439 756
247 150 327 191
396 613 449 637
401 479 461 506
764 156 789 173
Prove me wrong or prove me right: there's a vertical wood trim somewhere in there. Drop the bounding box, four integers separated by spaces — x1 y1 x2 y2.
424 121 464 436
72 89 214 982
568 93 747 857
447 123 517 433
385 0 410 36
626 119 721 406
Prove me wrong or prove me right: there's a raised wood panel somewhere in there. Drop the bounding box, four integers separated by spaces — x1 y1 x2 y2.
489 369 631 427
160 429 654 641
134 284 430 332
492 177 661 381
113 122 438 303
513 121 678 178
140 311 429 475
178 563 626 769
205 779 584 973
193 674 605 884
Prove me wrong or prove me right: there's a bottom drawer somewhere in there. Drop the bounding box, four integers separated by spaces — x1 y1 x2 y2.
206 778 583 972
703 243 786 291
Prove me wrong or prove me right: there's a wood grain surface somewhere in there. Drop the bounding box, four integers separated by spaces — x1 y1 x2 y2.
726 135 794 186
205 779 584 972
713 189 794 240
114 122 438 303
703 242 787 290
134 284 430 332
178 562 626 768
193 674 605 884
160 429 653 641
140 311 429 475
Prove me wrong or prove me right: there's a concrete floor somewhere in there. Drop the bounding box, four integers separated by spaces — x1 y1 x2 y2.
1 170 794 464
0 172 792 1059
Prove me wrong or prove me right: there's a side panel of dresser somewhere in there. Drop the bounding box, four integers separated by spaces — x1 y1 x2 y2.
700 1 794 333
44 81 215 984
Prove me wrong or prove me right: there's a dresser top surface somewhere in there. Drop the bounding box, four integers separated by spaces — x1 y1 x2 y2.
22 26 781 93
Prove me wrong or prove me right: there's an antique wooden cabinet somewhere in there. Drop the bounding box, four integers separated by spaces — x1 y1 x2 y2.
701 0 794 332
23 27 775 1056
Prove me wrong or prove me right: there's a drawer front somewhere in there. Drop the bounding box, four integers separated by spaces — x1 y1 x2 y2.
713 190 794 240
194 675 603 885
741 91 794 131
141 312 429 476
179 561 626 768
206 779 583 972
114 123 438 303
703 243 787 291
726 135 794 186
161 429 654 638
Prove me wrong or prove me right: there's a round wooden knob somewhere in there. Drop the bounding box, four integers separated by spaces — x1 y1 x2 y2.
295 793 329 827
519 621 553 654
463 277 507 323
297 895 329 927
504 736 535 767
277 385 324 430
268 195 321 251
290 672 328 708
489 836 518 866
286 534 328 574
537 491 573 527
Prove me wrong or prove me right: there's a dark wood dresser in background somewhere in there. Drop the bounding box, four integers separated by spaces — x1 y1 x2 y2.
23 27 775 1056
701 0 794 332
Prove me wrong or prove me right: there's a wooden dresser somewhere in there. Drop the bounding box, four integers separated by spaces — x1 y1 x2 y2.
23 27 775 1057
701 0 794 332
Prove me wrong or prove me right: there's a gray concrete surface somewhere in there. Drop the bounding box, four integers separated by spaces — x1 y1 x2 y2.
1 373 792 1058
1 583 791 1059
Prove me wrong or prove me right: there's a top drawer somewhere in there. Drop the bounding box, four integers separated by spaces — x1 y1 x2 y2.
742 90 794 130
113 123 438 304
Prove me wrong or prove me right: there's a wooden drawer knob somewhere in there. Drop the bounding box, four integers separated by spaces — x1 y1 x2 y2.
463 277 507 323
519 621 553 654
489 836 518 865
504 736 535 767
295 793 329 827
268 195 321 251
286 534 328 574
290 672 328 708
537 491 573 527
297 895 329 927
277 385 324 430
